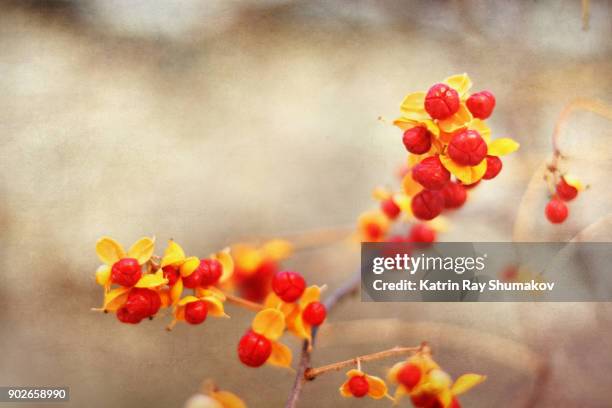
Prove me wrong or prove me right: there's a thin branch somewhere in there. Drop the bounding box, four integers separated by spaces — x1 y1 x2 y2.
304 344 425 380
223 292 265 312
284 272 361 408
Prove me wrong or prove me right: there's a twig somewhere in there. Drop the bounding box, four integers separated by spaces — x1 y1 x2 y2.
223 292 265 312
304 345 425 380
284 272 361 408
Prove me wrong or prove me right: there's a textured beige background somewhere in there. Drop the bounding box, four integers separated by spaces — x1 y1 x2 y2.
1 1 611 407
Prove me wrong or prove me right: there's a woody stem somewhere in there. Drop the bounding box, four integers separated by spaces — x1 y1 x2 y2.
223 292 265 312
304 344 427 381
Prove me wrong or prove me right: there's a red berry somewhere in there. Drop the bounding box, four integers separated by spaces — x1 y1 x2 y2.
424 83 460 120
365 223 384 241
199 259 223 286
412 156 451 190
182 264 204 288
125 288 161 319
448 130 487 166
483 155 503 180
111 258 142 287
403 126 432 154
545 198 568 224
410 393 440 408
302 301 327 326
556 177 578 201
348 375 369 398
411 190 444 221
237 330 272 367
162 265 180 286
449 397 462 408
441 181 467 209
184 300 208 324
466 90 496 119
116 306 142 324
501 265 519 282
381 198 401 219
272 271 306 302
238 259 277 302
409 224 436 243
397 363 421 390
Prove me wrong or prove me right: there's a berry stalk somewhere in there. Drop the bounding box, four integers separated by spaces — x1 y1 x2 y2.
223 292 265 312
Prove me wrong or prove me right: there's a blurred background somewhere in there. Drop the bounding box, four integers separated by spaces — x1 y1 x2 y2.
1 0 611 407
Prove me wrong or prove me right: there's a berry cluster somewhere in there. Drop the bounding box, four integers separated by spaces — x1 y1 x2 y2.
94 237 232 329
237 271 327 368
394 74 519 221
544 174 584 224
95 237 168 323
230 240 293 302
359 186 443 244
388 223 437 246
338 348 485 407
387 351 485 407
94 238 328 370
358 74 518 243
159 240 232 329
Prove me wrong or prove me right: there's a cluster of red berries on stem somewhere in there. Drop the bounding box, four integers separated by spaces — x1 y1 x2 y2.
545 175 582 224
388 223 437 246
237 270 326 368
395 74 519 223
272 271 327 326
